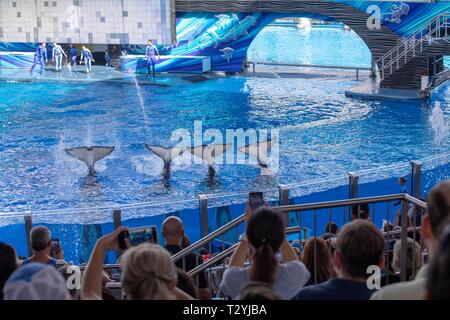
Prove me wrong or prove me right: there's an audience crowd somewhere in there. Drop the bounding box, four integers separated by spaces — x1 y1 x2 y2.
0 179 449 300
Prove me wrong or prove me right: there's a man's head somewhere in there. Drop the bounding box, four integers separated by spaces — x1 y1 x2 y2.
147 39 153 45
398 177 407 186
423 180 450 255
53 42 57 47
351 203 370 221
69 44 73 48
333 220 385 281
162 216 184 246
41 42 46 48
30 226 51 254
82 45 86 50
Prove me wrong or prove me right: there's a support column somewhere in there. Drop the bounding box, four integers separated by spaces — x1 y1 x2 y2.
24 214 33 257
199 194 209 238
411 161 422 198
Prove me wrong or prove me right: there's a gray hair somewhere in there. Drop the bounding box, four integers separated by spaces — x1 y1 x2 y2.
30 226 51 252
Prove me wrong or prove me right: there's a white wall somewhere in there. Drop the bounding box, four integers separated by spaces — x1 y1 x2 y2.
0 0 174 45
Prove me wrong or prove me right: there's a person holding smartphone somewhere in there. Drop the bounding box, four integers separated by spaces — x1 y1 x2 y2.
81 227 194 300
20 226 67 268
219 205 310 299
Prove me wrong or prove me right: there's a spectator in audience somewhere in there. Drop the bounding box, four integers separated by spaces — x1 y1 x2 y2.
391 238 422 281
238 281 281 300
0 242 17 300
302 237 336 286
21 226 66 268
162 216 211 300
220 206 310 299
293 220 385 300
176 269 198 299
3 263 70 300
351 203 370 221
426 223 450 300
81 227 193 300
372 180 450 300
322 222 338 240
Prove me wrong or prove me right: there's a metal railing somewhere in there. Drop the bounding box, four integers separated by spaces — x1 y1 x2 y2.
245 60 370 79
378 13 450 80
183 193 426 283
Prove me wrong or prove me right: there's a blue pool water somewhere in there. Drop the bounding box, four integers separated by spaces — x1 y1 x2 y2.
1 27 450 262
248 26 372 67
0 27 449 217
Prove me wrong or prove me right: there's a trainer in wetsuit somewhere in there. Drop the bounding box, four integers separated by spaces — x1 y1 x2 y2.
68 44 78 67
52 42 67 71
145 39 160 77
30 42 48 73
80 45 95 73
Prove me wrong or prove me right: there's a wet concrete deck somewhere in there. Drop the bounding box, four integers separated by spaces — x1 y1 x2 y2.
345 78 423 100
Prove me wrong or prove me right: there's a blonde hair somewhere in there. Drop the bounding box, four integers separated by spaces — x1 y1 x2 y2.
120 244 177 300
392 238 422 280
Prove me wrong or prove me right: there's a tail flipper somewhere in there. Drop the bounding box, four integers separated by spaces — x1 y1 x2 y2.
145 145 185 170
239 137 277 168
65 146 115 176
189 143 231 166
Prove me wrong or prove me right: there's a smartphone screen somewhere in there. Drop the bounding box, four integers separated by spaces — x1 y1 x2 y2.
249 192 264 210
50 239 60 257
128 226 158 246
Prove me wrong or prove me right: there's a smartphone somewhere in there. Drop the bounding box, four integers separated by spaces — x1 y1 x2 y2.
249 192 264 210
118 226 158 249
50 239 60 257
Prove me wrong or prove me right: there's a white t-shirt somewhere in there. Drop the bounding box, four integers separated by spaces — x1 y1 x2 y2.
219 260 310 300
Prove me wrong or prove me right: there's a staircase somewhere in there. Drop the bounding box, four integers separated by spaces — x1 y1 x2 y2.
377 13 450 81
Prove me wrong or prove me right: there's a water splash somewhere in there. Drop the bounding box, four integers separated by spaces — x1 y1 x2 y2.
133 77 150 128
430 102 449 145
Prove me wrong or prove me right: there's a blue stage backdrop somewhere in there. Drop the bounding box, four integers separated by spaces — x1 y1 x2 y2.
2 1 450 72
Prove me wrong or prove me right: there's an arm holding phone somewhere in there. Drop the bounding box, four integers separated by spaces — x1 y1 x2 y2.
81 227 129 300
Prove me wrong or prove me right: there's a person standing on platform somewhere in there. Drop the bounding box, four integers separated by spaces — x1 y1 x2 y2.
80 46 95 73
30 42 48 74
104 49 112 67
68 44 78 67
145 39 160 77
52 42 67 72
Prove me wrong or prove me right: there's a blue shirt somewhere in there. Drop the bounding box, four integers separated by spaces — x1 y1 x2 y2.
292 278 377 300
69 47 78 58
21 257 58 267
146 44 159 57
35 46 47 59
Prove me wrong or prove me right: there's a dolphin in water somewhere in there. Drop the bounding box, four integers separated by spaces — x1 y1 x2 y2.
188 143 231 175
145 144 186 172
239 137 277 168
65 146 115 176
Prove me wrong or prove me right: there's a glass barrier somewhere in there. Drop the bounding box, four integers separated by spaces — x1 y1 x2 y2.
1 151 449 264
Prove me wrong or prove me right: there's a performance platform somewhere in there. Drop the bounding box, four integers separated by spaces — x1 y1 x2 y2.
0 51 34 68
120 55 211 74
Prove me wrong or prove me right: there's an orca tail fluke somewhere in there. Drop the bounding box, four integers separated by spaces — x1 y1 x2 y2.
65 146 115 176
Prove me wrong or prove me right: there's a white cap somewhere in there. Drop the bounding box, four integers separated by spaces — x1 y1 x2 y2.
3 263 70 300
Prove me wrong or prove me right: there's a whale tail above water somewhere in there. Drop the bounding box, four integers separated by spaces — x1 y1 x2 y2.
188 143 231 168
144 144 186 171
65 146 115 176
239 137 277 168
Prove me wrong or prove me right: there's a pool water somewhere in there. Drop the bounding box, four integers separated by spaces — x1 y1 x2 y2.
0 27 449 216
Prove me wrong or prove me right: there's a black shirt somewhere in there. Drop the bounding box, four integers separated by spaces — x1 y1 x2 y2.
292 278 377 300
164 244 208 289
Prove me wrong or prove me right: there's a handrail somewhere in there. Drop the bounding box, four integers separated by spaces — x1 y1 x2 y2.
173 193 423 263
248 60 370 71
187 226 302 277
377 13 450 79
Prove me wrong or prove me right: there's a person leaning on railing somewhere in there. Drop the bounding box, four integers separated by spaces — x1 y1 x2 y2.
219 205 310 300
371 179 450 300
